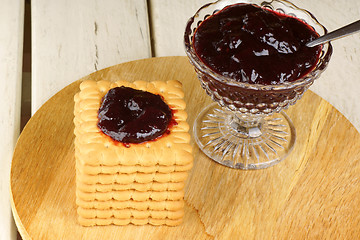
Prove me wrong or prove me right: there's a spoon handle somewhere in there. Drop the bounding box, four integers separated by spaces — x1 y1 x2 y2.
306 20 360 47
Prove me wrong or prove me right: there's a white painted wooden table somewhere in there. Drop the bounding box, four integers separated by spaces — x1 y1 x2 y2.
31 0 152 114
0 1 24 239
6 0 360 239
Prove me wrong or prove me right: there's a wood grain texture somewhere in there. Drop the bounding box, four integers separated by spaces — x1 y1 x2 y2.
148 0 360 132
0 1 24 239
11 57 360 239
31 0 151 114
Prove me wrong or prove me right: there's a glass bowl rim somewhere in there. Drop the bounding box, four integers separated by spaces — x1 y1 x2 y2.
184 0 333 91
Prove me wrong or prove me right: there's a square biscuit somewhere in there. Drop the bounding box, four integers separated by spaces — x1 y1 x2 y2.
74 79 193 167
78 216 183 227
76 198 184 211
76 157 193 175
76 181 185 193
76 169 189 185
76 188 184 202
77 207 184 221
77 180 185 193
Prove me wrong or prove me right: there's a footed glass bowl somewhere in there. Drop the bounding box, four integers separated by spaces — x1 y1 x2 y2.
184 0 332 169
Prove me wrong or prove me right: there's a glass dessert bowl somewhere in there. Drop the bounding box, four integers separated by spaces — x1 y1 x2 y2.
184 0 332 169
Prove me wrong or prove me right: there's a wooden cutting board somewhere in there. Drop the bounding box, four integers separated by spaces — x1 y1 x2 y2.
11 57 360 239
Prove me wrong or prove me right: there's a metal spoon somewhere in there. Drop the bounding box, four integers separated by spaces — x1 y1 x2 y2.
306 20 360 47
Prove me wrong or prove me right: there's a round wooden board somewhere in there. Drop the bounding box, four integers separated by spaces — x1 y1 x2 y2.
11 57 360 239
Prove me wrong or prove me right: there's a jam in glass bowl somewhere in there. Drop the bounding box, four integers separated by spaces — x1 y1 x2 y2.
184 0 332 169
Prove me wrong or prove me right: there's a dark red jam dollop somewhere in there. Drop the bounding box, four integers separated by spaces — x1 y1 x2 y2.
193 3 322 85
97 86 172 144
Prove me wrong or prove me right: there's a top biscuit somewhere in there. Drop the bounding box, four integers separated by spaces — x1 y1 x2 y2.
74 80 193 167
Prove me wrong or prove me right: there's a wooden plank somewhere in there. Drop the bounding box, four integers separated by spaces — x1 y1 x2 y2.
148 0 208 57
148 0 360 132
10 57 360 239
31 0 151 114
304 0 360 133
0 0 24 239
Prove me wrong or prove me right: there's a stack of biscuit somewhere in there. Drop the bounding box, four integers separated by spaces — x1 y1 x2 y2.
74 79 193 226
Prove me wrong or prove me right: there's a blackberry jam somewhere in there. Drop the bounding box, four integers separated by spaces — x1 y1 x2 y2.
193 3 322 85
97 86 173 144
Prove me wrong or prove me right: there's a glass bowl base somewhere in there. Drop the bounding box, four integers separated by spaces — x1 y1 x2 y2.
194 103 296 170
